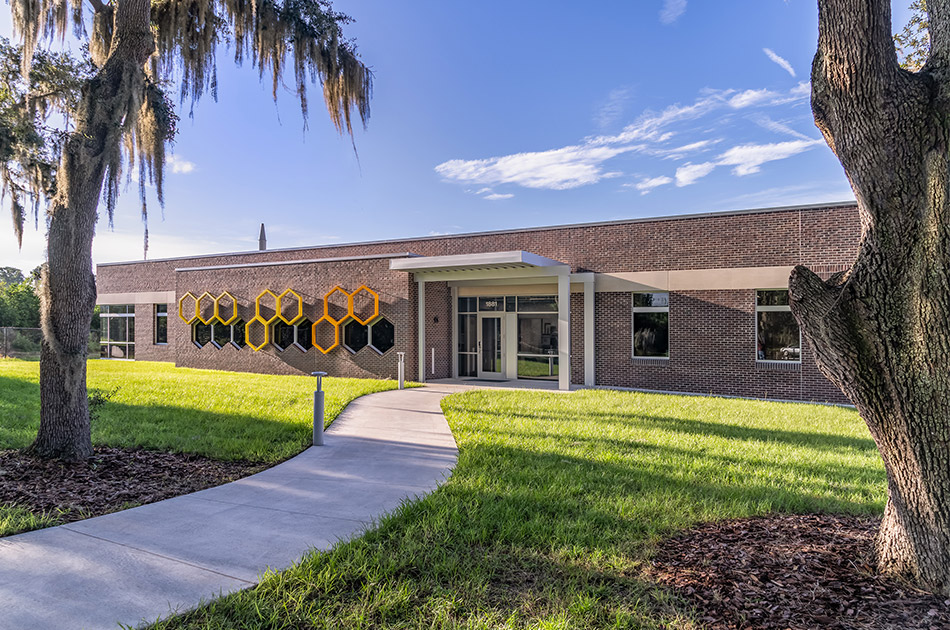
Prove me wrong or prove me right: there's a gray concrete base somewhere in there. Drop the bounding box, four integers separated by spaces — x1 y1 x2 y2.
0 385 462 629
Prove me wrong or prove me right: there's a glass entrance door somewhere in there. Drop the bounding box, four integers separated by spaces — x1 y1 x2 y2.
477 314 503 378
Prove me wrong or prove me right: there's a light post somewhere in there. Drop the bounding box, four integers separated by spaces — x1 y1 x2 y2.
397 352 405 389
311 371 327 446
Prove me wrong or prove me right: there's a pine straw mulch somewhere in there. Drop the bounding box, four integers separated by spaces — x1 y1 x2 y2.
0 447 264 531
647 514 950 630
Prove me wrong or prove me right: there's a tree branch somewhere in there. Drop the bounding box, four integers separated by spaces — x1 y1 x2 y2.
928 0 950 68
86 0 107 14
816 0 900 95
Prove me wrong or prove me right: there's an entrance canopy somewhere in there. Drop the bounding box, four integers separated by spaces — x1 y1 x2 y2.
390 251 567 278
391 251 594 391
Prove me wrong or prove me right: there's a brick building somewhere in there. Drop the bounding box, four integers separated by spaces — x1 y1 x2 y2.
95 201 860 404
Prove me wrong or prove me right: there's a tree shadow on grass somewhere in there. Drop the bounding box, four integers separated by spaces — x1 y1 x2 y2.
0 374 316 462
191 437 884 629
459 403 876 453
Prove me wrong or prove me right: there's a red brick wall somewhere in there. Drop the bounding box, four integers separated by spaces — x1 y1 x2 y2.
132 303 175 362
423 282 453 380
97 204 861 292
97 203 861 402
595 290 849 404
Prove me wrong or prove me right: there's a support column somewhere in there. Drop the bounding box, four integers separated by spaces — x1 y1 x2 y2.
558 273 570 391
451 286 458 378
584 277 595 386
417 278 425 383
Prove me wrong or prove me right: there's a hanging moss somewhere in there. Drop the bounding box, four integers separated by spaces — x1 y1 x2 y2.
9 0 371 257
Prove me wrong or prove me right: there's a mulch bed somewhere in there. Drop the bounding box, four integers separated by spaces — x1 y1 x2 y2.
0 447 264 529
647 514 950 629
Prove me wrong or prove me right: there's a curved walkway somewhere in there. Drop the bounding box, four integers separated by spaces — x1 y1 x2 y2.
0 384 463 630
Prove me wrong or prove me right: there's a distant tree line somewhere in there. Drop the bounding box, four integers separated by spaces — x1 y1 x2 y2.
0 265 39 327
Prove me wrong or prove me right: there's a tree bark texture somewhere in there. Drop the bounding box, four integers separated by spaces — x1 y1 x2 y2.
794 0 950 595
31 0 155 462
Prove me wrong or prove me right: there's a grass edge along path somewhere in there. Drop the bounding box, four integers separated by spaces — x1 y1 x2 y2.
0 359 403 536
149 387 886 630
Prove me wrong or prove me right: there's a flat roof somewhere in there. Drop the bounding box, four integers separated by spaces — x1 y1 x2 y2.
390 251 565 274
97 200 857 268
176 252 416 272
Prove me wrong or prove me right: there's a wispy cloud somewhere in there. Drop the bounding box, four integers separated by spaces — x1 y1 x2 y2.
670 139 823 187
660 0 687 24
595 88 633 129
728 89 779 109
750 114 811 141
633 175 674 194
168 155 196 174
435 82 818 196
652 139 720 160
675 162 716 187
717 139 823 175
763 48 796 77
435 144 636 190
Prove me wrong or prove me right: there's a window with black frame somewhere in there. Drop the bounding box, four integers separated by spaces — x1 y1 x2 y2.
632 292 669 358
756 290 800 362
154 304 168 344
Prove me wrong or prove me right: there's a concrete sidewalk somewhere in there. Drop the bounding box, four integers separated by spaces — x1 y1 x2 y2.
0 384 462 630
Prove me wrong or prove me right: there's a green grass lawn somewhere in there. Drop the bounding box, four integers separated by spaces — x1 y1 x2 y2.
151 388 887 630
0 359 399 535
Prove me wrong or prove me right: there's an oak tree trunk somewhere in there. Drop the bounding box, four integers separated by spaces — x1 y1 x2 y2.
792 0 950 595
29 0 154 462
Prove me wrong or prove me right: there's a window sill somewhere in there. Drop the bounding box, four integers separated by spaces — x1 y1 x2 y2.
755 360 801 372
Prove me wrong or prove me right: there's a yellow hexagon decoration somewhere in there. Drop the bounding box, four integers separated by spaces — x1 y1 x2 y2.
348 285 379 325
214 291 239 325
255 289 279 324
245 316 270 352
277 289 304 325
178 292 199 324
312 315 340 354
196 292 218 325
323 286 351 325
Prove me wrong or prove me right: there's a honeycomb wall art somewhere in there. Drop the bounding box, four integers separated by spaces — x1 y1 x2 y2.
177 285 390 355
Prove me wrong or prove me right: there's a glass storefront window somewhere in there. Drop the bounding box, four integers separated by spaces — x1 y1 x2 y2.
517 296 558 312
516 313 558 380
517 355 558 379
100 304 135 359
458 297 477 313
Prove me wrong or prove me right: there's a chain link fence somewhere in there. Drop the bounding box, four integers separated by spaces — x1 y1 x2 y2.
0 328 101 359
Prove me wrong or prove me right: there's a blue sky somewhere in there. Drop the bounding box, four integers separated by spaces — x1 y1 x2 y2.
0 1 917 272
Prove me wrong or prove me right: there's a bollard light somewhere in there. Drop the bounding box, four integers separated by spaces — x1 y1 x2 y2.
311 371 327 446
396 352 405 390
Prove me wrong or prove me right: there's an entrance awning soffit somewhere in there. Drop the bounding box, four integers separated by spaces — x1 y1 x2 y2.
390 251 569 280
